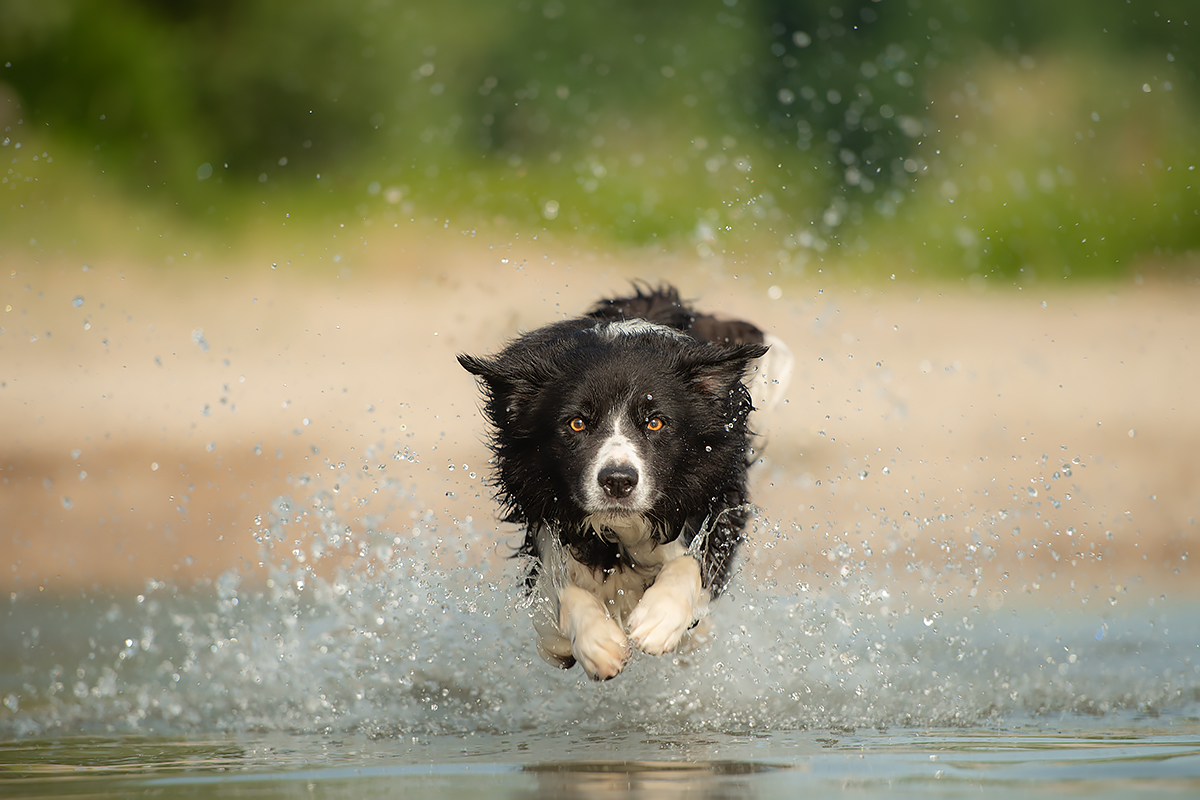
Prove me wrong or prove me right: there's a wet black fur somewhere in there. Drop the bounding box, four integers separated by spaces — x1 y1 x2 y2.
458 284 768 596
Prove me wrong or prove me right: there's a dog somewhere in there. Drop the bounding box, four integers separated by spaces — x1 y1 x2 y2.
458 284 790 679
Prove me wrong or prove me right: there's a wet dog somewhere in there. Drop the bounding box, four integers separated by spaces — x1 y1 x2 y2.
459 285 789 679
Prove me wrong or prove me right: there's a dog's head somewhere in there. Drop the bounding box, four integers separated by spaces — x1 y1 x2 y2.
459 319 767 530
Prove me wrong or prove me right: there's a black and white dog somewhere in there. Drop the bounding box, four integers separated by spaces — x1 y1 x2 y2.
459 285 790 679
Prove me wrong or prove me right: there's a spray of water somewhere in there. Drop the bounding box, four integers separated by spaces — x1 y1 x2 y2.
3 439 1196 740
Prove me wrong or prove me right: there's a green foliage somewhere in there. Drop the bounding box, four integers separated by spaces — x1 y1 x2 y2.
860 50 1200 281
1 0 1197 279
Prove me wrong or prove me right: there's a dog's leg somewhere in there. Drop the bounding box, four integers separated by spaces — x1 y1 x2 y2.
627 555 709 655
559 584 630 680
531 591 576 669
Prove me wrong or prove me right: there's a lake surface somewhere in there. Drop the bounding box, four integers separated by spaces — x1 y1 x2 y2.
3 720 1199 798
3 525 1198 797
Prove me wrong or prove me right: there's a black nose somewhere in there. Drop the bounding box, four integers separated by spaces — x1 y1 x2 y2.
598 464 639 499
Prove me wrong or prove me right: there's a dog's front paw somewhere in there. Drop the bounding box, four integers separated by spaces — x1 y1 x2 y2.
572 615 631 680
628 556 705 656
628 587 694 655
559 585 630 680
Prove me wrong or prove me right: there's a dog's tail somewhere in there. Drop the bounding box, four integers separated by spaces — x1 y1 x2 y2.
587 281 695 331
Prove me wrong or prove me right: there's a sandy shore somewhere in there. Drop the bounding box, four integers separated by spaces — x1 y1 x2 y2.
2 236 1196 606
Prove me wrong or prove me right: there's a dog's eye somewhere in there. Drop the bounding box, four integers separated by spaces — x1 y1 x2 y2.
646 417 664 432
568 417 587 432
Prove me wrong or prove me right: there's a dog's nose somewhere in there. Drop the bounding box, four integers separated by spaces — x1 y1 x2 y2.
598 464 639 499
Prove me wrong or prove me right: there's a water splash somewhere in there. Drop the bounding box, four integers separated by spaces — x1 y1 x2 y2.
3 457 1197 740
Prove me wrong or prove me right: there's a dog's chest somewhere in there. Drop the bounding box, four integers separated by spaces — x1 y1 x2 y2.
567 519 688 623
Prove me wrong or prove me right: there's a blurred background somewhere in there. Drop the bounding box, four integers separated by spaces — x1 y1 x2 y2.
2 0 1196 277
1 0 1196 596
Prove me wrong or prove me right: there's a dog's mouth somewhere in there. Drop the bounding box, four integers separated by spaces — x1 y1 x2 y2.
584 512 655 546
596 526 621 543
584 496 649 517
583 503 639 525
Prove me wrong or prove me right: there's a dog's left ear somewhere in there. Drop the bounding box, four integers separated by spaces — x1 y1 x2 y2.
682 343 769 398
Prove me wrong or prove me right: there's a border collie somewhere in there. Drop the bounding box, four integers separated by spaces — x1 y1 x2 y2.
459 284 790 680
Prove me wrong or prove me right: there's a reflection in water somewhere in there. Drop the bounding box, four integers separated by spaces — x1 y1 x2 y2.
1 726 1197 798
523 760 790 800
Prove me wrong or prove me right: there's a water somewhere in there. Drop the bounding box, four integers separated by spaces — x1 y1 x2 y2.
3 483 1199 797
5 505 1197 737
2 722 1198 798
3 618 1199 797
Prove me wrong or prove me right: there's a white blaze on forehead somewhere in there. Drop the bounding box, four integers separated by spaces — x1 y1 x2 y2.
594 319 692 342
582 416 652 512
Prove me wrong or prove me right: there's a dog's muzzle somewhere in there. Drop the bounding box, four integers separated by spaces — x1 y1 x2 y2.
598 463 638 499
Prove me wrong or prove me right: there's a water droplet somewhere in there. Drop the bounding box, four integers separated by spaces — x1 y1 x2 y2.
72 296 84 308
61 497 73 509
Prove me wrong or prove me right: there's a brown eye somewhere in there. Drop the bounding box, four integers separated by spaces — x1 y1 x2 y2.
569 417 587 432
646 417 664 432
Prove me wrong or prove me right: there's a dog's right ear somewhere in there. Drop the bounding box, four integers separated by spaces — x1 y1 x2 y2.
458 353 499 379
458 353 545 427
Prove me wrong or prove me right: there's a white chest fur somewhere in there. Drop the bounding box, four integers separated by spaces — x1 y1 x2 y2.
539 515 688 625
529 516 710 679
